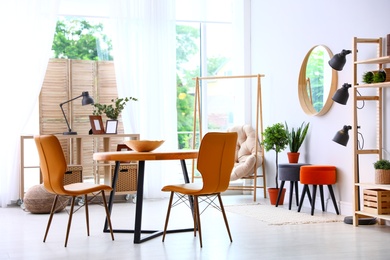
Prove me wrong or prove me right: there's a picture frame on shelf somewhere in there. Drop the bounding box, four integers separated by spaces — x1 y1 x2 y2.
89 115 105 134
105 120 118 134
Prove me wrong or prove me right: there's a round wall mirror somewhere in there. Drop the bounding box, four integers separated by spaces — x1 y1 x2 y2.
298 45 338 116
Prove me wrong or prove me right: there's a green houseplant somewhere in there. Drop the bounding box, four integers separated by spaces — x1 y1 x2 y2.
261 122 289 205
362 71 374 84
285 121 310 163
93 96 138 120
373 70 386 83
373 159 390 184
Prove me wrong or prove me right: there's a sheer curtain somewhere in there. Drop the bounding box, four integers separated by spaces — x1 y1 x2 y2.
108 0 177 198
0 0 60 207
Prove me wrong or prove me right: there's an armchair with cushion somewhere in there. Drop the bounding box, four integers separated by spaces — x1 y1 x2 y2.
227 125 263 181
227 124 266 200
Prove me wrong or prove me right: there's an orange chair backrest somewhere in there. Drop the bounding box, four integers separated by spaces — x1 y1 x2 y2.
197 132 238 194
34 135 68 195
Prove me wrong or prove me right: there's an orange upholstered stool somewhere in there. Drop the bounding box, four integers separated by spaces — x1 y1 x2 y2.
297 165 339 216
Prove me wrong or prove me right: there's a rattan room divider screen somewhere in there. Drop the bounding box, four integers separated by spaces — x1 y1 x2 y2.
39 58 126 180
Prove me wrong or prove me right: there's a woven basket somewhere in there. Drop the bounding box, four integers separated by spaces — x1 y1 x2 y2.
375 169 390 184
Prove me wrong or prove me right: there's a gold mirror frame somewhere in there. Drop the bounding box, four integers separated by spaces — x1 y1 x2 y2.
298 45 338 116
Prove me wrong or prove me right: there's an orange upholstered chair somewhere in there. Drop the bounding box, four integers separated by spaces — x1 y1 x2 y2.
34 135 114 247
161 132 238 247
297 165 339 216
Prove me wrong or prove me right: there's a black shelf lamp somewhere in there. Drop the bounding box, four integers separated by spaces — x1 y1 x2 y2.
332 125 352 146
332 83 352 105
60 91 94 135
328 49 352 71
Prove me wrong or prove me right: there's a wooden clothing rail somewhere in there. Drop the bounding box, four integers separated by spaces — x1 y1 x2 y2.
191 74 266 201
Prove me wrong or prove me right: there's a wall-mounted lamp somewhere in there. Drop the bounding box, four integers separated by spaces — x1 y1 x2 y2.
60 91 94 135
328 49 352 71
332 83 352 105
332 125 352 146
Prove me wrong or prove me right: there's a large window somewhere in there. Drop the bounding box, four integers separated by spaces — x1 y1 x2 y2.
48 18 235 150
176 21 234 148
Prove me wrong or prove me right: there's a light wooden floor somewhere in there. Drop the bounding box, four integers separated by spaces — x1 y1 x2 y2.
1 194 390 260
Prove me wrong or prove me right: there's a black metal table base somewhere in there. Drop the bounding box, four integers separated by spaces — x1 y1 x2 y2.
103 159 194 243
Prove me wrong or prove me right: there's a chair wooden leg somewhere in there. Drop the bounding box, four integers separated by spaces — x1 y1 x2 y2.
43 195 59 243
194 196 202 248
192 195 197 238
162 192 174 242
101 190 114 241
84 194 90 236
65 196 76 247
217 194 232 242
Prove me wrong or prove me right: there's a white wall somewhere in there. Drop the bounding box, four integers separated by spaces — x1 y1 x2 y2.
251 0 390 215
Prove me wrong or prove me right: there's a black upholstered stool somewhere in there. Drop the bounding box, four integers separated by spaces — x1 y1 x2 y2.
276 163 310 210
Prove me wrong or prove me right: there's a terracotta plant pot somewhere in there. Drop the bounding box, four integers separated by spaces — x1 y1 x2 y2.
287 152 300 163
268 187 286 205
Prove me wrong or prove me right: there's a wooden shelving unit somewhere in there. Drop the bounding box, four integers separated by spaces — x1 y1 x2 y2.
352 37 390 225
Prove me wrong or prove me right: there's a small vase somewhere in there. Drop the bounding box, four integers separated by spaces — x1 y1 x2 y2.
287 152 300 163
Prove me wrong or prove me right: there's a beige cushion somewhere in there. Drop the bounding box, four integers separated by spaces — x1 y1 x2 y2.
227 125 263 181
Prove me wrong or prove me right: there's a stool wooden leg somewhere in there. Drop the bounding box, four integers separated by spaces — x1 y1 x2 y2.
319 185 325 212
288 181 294 210
327 185 340 215
311 185 317 216
298 185 308 212
294 181 299 207
275 181 285 207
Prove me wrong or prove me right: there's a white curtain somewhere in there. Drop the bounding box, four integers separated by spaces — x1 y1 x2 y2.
108 0 177 198
0 0 60 207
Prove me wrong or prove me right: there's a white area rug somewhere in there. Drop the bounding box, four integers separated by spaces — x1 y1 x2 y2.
225 203 345 225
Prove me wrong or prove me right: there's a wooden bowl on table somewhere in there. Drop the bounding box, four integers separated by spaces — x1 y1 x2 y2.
124 140 165 152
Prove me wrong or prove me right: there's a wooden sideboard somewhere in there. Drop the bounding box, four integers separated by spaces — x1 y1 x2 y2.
20 133 139 202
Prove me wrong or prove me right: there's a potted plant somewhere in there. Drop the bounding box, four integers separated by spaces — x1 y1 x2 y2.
362 71 374 84
285 121 310 163
261 122 289 205
373 159 390 184
373 70 386 83
93 96 138 120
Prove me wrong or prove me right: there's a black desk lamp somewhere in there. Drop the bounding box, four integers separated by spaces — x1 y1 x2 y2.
60 91 94 135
